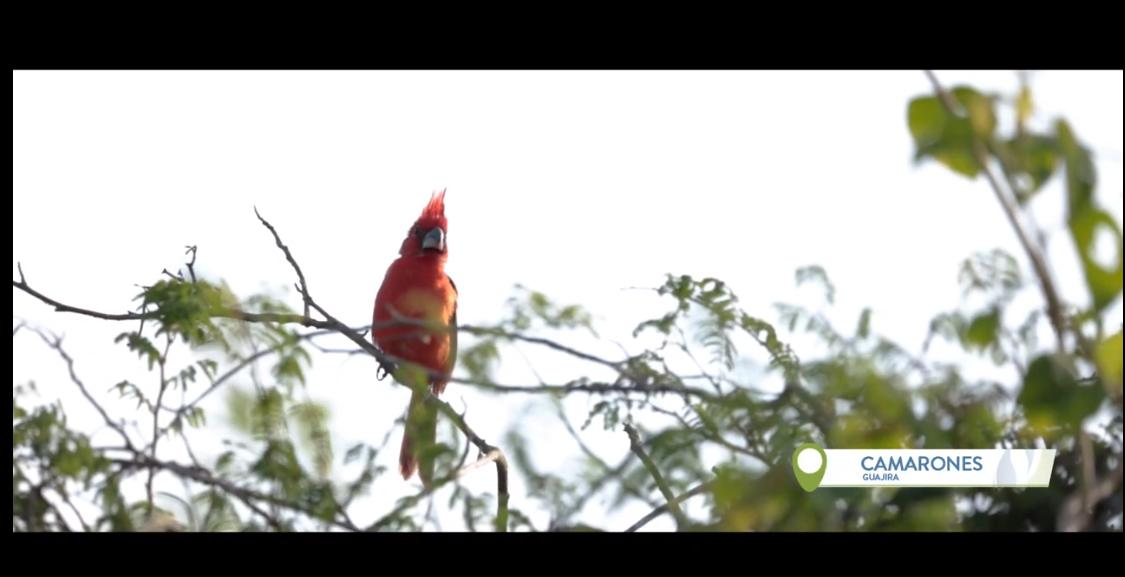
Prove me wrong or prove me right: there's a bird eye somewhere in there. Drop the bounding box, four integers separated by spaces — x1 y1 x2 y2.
412 226 423 236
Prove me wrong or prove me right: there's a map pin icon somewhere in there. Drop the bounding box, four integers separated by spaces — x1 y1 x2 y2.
792 443 827 492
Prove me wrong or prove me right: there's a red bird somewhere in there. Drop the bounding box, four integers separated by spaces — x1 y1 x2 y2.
371 189 458 487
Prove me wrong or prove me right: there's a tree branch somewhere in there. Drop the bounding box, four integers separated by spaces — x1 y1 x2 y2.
16 262 718 405
364 433 507 532
112 455 359 532
254 207 313 318
27 326 140 453
624 423 688 530
148 334 175 507
157 327 341 436
624 481 710 532
1056 439 1124 532
455 449 504 479
922 70 1067 353
14 262 330 328
15 210 520 530
14 207 754 532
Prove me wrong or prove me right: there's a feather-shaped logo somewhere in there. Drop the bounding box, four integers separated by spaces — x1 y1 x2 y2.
994 449 1037 485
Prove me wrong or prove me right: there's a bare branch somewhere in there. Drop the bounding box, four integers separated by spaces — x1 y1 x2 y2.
456 449 504 479
624 481 710 532
466 325 622 370
476 379 722 403
17 260 718 404
453 399 473 471
112 456 360 532
550 407 661 527
13 265 331 328
183 245 198 283
254 207 312 318
27 326 139 452
54 483 92 532
518 343 668 512
435 389 510 532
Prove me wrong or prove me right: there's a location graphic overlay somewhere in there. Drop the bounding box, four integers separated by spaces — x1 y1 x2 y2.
791 445 1056 492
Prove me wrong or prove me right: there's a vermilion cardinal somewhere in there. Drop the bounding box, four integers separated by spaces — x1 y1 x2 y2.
371 189 458 487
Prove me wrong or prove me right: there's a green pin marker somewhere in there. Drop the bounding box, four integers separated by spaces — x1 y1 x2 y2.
792 443 827 492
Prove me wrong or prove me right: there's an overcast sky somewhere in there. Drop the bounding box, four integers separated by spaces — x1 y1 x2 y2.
12 70 1123 531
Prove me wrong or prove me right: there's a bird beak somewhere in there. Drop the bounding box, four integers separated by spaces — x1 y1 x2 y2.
422 227 445 252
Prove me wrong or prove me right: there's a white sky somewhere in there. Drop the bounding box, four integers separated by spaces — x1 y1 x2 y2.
12 70 1124 532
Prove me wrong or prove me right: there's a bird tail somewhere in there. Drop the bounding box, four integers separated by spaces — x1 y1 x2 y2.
399 388 438 488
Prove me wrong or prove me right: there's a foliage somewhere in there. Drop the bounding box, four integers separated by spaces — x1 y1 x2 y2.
12 72 1123 532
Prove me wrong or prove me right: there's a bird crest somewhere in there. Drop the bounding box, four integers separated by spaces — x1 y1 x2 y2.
418 188 447 228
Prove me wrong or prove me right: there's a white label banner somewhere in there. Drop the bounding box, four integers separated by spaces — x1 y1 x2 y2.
813 449 1056 488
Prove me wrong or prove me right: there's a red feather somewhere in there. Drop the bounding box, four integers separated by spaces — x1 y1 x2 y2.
372 189 458 486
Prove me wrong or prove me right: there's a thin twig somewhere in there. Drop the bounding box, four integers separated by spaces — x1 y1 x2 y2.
42 472 93 533
624 481 710 532
159 330 334 417
453 399 473 472
468 325 622 370
14 262 329 328
671 325 724 390
515 344 636 489
112 456 359 532
623 423 688 530
148 334 175 507
254 208 312 318
551 442 657 528
28 327 139 453
365 434 505 532
481 380 721 402
456 450 504 478
437 389 510 532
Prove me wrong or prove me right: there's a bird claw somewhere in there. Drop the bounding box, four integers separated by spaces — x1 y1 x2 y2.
376 359 396 381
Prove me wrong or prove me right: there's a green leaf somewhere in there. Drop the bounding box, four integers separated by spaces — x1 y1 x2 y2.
907 86 996 179
1069 207 1123 313
460 340 500 380
709 464 753 513
1017 355 1106 431
183 406 206 428
563 523 604 532
855 308 872 339
965 308 1000 349
1057 119 1123 312
1056 120 1095 212
224 386 255 435
959 249 1022 299
924 311 965 351
953 86 998 139
1005 135 1058 202
795 265 835 305
1095 331 1123 397
1016 83 1033 127
343 443 366 465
